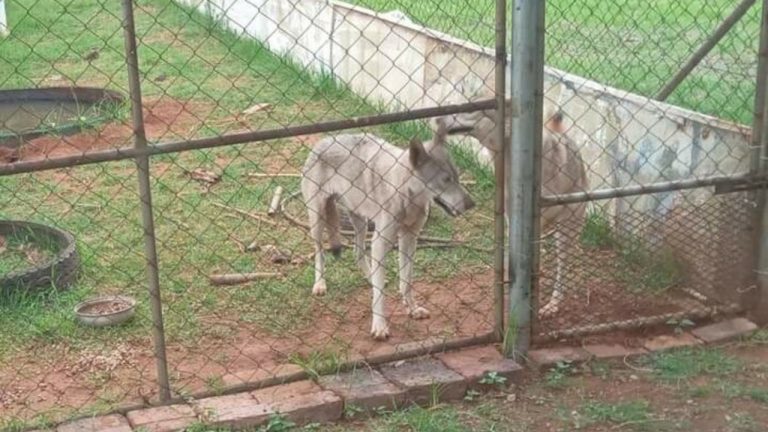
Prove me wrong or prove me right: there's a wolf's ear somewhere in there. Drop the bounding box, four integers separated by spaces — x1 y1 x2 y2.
432 117 447 144
409 137 428 168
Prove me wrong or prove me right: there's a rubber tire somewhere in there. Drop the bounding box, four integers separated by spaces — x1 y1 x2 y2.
0 220 80 295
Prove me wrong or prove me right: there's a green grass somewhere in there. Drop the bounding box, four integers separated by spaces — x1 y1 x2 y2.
579 400 651 428
647 347 742 382
348 0 759 125
579 207 684 294
0 227 59 275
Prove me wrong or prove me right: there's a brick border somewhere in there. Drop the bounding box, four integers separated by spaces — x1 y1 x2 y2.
34 317 760 432
527 317 759 369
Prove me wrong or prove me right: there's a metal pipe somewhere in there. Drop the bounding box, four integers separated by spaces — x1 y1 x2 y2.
751 0 768 173
121 0 172 402
493 0 507 343
0 99 497 177
540 172 760 206
506 0 546 358
754 0 768 325
656 0 756 101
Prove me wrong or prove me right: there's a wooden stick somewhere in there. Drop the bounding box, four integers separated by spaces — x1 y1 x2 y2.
209 272 281 286
247 172 301 178
268 186 283 216
213 202 279 227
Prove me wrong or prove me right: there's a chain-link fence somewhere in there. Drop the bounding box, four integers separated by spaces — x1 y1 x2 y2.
0 0 765 429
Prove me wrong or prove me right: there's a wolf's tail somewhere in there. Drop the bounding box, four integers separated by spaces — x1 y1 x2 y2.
324 196 343 258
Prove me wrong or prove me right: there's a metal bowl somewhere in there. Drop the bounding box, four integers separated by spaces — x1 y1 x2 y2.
74 295 137 327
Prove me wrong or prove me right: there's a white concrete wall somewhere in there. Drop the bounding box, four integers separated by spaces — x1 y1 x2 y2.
176 0 753 221
0 0 8 36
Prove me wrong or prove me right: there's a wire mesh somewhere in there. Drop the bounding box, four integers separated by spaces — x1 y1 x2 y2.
535 0 761 342
0 0 499 426
0 0 762 428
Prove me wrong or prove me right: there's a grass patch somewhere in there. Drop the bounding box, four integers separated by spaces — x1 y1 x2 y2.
349 0 758 124
580 208 615 249
648 347 742 382
0 226 59 275
579 208 684 294
580 400 651 426
288 346 349 380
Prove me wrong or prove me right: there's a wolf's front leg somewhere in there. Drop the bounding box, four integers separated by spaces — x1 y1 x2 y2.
370 224 395 340
399 231 429 319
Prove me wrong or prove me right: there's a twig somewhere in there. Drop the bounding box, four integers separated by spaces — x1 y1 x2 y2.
611 419 668 430
247 172 302 178
209 272 281 286
268 186 284 216
228 235 246 253
212 202 279 227
622 355 653 373
281 211 311 231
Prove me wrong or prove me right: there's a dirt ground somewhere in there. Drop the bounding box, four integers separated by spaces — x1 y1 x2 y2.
333 336 768 432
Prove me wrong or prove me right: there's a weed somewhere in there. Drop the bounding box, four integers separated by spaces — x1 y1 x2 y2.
479 371 508 387
580 208 614 248
581 400 650 424
380 406 468 432
666 318 695 335
544 360 573 389
343 404 365 419
463 389 482 402
259 413 296 432
288 347 347 380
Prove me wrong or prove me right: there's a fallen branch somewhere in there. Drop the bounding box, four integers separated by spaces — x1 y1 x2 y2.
209 272 281 286
213 202 279 227
247 172 302 179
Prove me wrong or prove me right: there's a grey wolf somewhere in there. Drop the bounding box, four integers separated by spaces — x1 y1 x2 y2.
436 101 588 317
301 120 475 340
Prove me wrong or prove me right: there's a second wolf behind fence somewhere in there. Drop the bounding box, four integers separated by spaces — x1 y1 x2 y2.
437 101 589 317
300 119 475 340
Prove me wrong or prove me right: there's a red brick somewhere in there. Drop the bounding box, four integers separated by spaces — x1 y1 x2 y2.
643 332 701 352
436 346 523 386
221 363 304 387
57 414 131 432
379 357 467 405
527 347 591 367
582 344 647 359
251 380 342 425
126 404 197 432
196 392 270 429
691 318 758 343
318 369 405 413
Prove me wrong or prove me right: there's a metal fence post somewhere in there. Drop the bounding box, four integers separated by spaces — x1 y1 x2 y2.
753 0 768 325
505 0 545 358
121 0 172 401
493 0 507 342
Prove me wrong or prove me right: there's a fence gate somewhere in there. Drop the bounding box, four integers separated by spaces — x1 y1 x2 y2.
513 0 768 349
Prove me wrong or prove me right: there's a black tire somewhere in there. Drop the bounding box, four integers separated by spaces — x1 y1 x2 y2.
0 220 80 295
